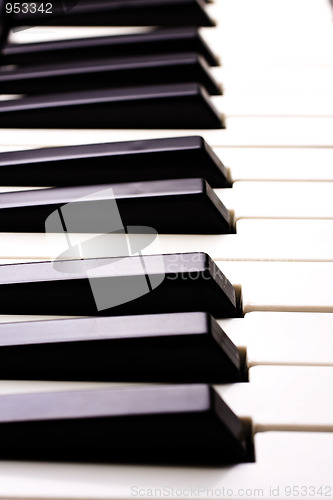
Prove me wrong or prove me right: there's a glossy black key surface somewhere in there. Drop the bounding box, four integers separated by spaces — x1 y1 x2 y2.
2 28 219 66
0 385 253 464
0 0 11 51
0 136 229 187
0 253 239 316
0 84 223 129
0 312 243 383
0 53 221 95
11 0 215 27
0 178 230 233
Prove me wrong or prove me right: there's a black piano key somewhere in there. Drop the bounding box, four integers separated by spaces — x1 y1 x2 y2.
11 0 215 28
0 385 253 465
0 83 224 129
0 178 230 233
2 28 219 67
0 253 239 316
0 136 230 188
0 0 11 51
0 312 243 383
0 53 222 95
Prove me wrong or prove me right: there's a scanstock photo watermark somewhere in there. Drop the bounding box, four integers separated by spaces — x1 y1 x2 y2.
130 485 333 498
45 186 166 312
44 186 228 313
130 486 265 498
4 0 80 31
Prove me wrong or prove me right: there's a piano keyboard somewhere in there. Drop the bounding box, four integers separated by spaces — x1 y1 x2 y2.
0 0 333 498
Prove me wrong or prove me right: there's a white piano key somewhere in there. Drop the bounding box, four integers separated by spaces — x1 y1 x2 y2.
8 27 152 44
0 314 77 323
215 65 333 90
1 146 333 183
212 90 333 116
0 219 332 263
1 117 333 148
223 117 333 147
114 220 333 262
0 431 332 500
0 147 35 153
219 312 333 367
217 147 333 182
0 187 46 192
216 181 333 221
216 365 333 431
0 366 332 432
216 260 333 313
236 218 333 238
205 0 333 65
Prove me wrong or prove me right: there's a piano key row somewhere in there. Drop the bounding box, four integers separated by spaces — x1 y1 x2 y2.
1 365 333 434
7 27 333 90
1 119 333 147
1 83 332 129
7 0 333 65
10 0 215 28
0 178 332 228
1 310 333 368
2 310 333 381
0 219 332 262
2 137 333 183
2 70 333 115
0 253 331 315
1 430 332 500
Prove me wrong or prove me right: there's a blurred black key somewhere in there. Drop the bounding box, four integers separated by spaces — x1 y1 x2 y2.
2 28 219 67
11 0 215 27
0 0 11 51
0 312 243 382
0 178 230 233
0 83 224 128
0 53 221 95
0 385 253 464
0 136 229 188
0 253 239 316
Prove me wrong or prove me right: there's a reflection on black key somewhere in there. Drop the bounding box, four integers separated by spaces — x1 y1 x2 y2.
0 253 239 316
0 53 221 95
0 136 229 188
0 312 243 383
0 84 223 129
11 0 215 28
0 178 230 233
2 28 219 67
0 385 253 464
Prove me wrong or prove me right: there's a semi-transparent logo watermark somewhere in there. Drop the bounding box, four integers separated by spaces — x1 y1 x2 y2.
45 186 165 312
